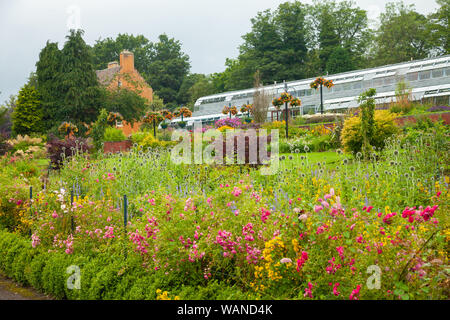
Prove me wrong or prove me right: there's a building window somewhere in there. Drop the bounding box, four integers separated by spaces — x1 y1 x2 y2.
445 67 450 76
419 70 431 80
432 68 444 78
353 81 362 89
406 72 418 82
373 78 383 87
384 76 395 86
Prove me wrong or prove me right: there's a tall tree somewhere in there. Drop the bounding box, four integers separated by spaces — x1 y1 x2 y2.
317 8 340 73
177 73 206 105
217 1 310 91
326 46 354 74
91 34 152 75
35 41 62 129
273 1 308 80
58 29 103 129
311 0 371 73
186 75 216 109
146 34 190 108
239 9 284 84
428 0 450 54
12 84 44 136
373 2 431 65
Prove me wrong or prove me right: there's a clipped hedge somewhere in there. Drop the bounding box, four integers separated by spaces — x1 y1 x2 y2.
0 228 254 300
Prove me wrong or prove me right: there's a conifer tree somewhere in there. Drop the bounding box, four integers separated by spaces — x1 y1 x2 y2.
12 84 44 135
59 29 102 130
36 41 62 130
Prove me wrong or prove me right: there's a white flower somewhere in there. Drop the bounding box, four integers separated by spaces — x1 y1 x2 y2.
280 258 292 264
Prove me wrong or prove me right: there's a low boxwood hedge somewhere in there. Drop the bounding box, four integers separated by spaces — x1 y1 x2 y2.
0 228 255 300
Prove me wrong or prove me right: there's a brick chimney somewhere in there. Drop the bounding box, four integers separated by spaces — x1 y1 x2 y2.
107 61 119 69
120 50 134 72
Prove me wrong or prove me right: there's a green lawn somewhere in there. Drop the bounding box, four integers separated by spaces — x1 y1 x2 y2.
279 150 351 170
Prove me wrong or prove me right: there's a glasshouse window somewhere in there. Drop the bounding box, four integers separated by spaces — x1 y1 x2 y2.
419 70 431 80
407 72 418 81
384 76 395 86
432 68 444 78
353 81 362 89
373 78 383 87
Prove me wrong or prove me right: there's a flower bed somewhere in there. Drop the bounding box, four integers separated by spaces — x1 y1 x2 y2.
0 122 448 300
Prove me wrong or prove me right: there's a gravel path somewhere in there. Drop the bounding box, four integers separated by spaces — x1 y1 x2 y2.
0 273 52 300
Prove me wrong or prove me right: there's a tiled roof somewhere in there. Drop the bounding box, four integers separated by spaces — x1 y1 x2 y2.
96 66 120 86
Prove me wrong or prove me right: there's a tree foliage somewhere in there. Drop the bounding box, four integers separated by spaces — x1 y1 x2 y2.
357 88 376 158
91 34 152 72
146 34 190 108
372 2 431 65
36 30 103 134
59 30 103 128
90 108 108 151
428 0 450 55
35 41 62 129
12 84 44 136
102 88 148 125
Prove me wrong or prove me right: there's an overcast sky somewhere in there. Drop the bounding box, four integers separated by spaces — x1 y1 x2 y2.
0 0 439 103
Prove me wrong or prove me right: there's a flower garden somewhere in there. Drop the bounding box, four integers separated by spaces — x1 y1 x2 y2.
0 105 449 300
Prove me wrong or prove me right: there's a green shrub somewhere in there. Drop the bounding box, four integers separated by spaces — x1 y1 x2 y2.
303 114 344 124
293 116 306 125
41 253 73 299
130 131 149 145
91 109 108 150
177 280 254 300
104 127 126 142
157 130 173 142
137 132 177 150
88 260 123 299
11 245 36 284
341 110 399 153
27 252 51 291
12 84 44 136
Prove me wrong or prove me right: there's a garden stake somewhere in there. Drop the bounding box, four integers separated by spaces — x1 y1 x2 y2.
29 186 32 237
123 195 128 232
123 194 128 259
70 190 74 233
